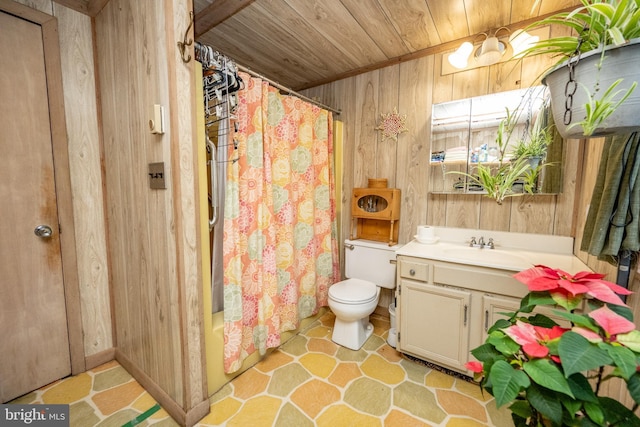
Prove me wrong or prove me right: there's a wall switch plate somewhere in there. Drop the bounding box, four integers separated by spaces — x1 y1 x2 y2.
149 104 165 134
148 162 166 189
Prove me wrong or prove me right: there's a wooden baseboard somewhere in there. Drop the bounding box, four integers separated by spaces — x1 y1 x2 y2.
185 399 210 427
84 348 115 370
115 350 210 427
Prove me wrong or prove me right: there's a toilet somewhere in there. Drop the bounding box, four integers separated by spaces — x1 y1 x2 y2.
328 239 401 350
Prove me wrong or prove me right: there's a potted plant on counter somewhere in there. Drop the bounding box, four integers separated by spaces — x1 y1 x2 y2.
466 264 640 426
521 0 640 138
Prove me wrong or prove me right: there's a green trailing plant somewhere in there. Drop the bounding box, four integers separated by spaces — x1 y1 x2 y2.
495 106 520 160
521 0 640 136
521 167 542 194
463 158 536 205
467 265 640 427
526 0 640 57
510 126 553 161
578 78 638 136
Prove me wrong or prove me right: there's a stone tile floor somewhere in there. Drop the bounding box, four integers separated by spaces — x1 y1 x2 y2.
10 359 177 426
11 311 513 426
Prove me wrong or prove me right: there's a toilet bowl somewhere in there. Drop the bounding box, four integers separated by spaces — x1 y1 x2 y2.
328 239 400 350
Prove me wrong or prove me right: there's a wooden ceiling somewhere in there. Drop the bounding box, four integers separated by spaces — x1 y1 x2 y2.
193 0 582 90
53 0 582 91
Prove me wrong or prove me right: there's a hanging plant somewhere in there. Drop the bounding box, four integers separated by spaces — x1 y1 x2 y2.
520 0 640 138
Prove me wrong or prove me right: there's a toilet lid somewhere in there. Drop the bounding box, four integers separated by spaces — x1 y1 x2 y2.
329 279 377 304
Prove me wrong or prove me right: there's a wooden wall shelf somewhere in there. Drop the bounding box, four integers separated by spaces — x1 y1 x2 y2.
350 187 401 245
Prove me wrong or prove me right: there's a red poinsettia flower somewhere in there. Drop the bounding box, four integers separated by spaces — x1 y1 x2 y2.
466 360 484 373
588 305 636 337
504 321 567 358
513 265 631 306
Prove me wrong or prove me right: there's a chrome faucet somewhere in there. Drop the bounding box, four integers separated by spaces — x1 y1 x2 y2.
469 236 494 249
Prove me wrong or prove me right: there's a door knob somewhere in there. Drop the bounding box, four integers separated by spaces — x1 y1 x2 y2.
34 225 53 238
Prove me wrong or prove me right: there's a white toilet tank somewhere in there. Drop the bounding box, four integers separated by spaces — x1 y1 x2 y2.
345 239 401 289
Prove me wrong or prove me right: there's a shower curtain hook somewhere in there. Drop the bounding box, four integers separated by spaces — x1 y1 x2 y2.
177 11 194 63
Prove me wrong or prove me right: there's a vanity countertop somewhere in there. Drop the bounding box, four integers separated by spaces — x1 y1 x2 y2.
396 227 590 274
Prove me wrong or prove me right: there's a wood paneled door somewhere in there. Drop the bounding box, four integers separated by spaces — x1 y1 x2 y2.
0 4 83 402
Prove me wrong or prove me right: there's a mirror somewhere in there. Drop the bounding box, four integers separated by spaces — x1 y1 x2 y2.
357 194 388 213
429 87 563 195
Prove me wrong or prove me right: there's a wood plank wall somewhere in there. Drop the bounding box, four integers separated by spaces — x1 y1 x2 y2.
302 24 580 312
12 0 113 365
306 28 582 246
303 25 640 406
10 0 637 412
167 0 209 418
94 0 208 423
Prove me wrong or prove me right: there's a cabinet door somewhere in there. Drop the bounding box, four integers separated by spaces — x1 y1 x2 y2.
482 294 575 342
398 279 471 373
482 295 521 340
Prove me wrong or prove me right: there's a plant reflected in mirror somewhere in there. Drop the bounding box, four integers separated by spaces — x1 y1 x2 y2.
429 86 563 199
445 103 553 204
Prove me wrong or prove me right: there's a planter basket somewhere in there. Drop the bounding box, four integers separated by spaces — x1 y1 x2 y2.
543 38 640 139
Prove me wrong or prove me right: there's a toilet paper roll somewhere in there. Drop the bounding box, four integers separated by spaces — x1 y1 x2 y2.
417 226 435 240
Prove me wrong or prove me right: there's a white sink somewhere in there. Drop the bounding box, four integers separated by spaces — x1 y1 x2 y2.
395 227 591 274
439 245 531 270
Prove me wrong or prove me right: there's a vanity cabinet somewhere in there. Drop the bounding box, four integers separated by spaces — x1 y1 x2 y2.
396 255 582 374
396 255 530 374
482 294 574 341
401 279 472 372
481 294 521 339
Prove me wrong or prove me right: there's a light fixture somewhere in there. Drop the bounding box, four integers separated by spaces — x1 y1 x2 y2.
447 27 538 70
475 27 509 66
509 29 540 57
448 42 474 69
475 35 505 66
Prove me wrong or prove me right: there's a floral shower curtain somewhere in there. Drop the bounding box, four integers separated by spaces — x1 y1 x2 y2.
222 72 339 373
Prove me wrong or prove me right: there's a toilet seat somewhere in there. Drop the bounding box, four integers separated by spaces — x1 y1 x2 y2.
328 279 377 304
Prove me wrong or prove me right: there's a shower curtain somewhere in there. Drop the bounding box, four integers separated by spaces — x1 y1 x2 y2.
222 72 339 373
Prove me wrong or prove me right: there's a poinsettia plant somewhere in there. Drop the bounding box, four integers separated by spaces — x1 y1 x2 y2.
466 265 640 426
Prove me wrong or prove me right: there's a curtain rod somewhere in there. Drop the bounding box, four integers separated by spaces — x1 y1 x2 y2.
236 64 341 115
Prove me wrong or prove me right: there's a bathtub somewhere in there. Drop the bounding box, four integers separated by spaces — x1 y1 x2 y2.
205 308 328 396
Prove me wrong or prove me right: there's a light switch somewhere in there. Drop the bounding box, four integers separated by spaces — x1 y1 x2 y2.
149 104 165 134
148 162 166 189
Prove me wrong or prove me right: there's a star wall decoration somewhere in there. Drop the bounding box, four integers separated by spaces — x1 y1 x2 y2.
376 108 408 141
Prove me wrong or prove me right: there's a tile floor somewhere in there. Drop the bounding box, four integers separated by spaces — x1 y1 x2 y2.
11 311 513 426
10 359 177 426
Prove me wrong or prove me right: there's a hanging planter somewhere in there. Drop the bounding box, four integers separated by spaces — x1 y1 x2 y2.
543 38 640 139
518 0 640 139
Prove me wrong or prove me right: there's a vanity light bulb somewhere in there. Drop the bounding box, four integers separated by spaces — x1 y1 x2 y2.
448 42 473 69
509 29 539 57
476 36 503 66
